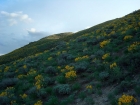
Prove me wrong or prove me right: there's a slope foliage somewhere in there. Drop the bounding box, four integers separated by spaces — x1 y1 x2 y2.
0 10 140 105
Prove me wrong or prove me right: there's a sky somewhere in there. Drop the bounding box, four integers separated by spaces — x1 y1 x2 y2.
0 0 140 55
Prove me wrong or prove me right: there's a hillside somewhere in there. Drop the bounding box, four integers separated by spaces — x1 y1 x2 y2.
0 10 140 105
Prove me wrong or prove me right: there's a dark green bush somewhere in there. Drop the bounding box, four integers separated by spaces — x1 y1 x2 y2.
56 75 66 84
44 66 57 75
78 91 86 100
71 83 81 91
3 72 15 78
45 96 59 105
0 96 10 105
134 85 140 96
0 78 18 89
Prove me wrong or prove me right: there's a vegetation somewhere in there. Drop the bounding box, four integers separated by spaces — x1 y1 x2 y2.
0 9 140 105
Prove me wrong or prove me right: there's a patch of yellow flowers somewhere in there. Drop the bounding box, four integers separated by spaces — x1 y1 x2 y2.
75 55 89 62
20 93 27 99
65 70 77 79
110 62 117 69
102 53 110 60
0 87 14 97
0 91 7 96
34 100 43 105
11 100 16 105
23 65 27 69
118 94 137 105
100 39 110 48
27 69 36 76
48 57 52 60
65 65 74 71
17 74 25 79
4 66 9 72
86 85 92 90
60 65 74 72
123 35 133 40
35 75 43 90
128 42 140 52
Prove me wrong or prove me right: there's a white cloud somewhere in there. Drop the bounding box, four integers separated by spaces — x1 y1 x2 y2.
1 11 9 16
1 11 33 25
8 19 17 26
10 13 18 17
28 28 36 33
27 28 49 38
20 14 32 22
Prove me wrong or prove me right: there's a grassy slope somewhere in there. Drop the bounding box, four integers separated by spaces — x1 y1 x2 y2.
0 10 140 105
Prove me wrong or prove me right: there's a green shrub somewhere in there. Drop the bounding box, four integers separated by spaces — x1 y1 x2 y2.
109 67 122 82
78 91 86 100
99 71 109 81
84 97 95 105
27 86 37 95
107 93 117 105
134 85 140 96
76 37 87 42
56 75 66 84
45 96 59 105
72 83 81 91
0 78 18 89
44 66 57 75
60 99 68 105
45 87 53 95
95 49 104 57
116 80 136 93
75 61 88 73
37 88 47 99
57 58 66 65
3 72 15 78
0 96 10 105
53 84 71 95
43 77 55 86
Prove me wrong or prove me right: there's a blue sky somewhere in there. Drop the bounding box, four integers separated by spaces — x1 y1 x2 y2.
0 0 140 55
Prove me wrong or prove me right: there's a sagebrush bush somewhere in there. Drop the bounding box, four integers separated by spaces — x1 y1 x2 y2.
27 86 37 95
57 58 66 65
43 77 55 86
75 61 88 73
0 78 18 89
3 71 15 78
95 49 104 56
53 84 71 95
37 88 47 99
44 66 57 75
99 71 109 81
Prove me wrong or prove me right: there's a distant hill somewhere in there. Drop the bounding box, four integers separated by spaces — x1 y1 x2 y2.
0 10 140 105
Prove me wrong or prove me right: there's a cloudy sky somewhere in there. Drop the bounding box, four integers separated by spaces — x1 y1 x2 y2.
0 0 140 55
